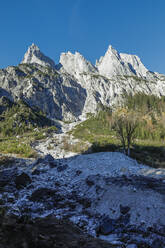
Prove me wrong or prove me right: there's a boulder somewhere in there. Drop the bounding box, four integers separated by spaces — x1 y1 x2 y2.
75 170 82 176
77 197 91 209
120 205 130 215
44 154 54 162
118 213 130 226
29 188 56 202
15 172 31 189
98 216 116 235
29 188 64 208
85 177 95 187
44 154 58 168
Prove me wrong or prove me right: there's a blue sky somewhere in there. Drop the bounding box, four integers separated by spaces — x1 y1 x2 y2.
0 0 165 73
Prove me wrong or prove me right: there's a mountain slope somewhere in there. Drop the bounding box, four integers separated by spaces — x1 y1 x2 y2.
0 63 87 120
0 98 56 136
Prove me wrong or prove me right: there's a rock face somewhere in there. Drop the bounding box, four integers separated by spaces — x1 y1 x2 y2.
0 44 165 120
21 43 55 68
120 53 148 77
0 63 87 120
96 45 133 77
60 51 97 78
96 45 149 78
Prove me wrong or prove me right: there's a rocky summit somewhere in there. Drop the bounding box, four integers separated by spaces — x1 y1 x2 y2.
96 45 149 78
21 43 56 68
0 43 165 121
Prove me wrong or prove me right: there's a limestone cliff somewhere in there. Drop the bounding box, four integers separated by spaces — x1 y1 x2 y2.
0 44 165 121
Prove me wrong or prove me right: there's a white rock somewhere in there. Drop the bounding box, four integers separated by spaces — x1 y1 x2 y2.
60 51 97 78
120 53 148 77
96 45 149 78
96 45 133 78
21 43 55 68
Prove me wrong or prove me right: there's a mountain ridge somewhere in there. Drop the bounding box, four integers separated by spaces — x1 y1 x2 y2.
0 44 165 121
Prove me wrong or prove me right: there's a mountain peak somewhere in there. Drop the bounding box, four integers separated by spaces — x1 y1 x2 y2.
29 43 40 50
96 45 131 77
107 45 118 55
21 43 55 68
59 51 96 77
96 44 149 78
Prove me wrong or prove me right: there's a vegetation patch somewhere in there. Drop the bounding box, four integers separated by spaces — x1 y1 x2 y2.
0 98 57 137
0 97 58 158
0 138 37 158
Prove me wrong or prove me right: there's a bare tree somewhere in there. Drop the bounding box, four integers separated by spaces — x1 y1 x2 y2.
113 111 138 156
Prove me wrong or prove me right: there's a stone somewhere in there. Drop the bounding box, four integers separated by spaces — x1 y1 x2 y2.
85 177 95 187
14 172 32 189
44 154 54 162
77 198 91 208
75 170 82 176
120 204 130 215
29 188 56 202
49 161 58 168
57 164 68 172
98 216 116 235
118 213 130 226
44 154 58 167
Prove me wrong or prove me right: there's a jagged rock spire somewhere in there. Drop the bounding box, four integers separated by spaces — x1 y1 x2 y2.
21 43 55 68
59 51 97 77
96 45 149 78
